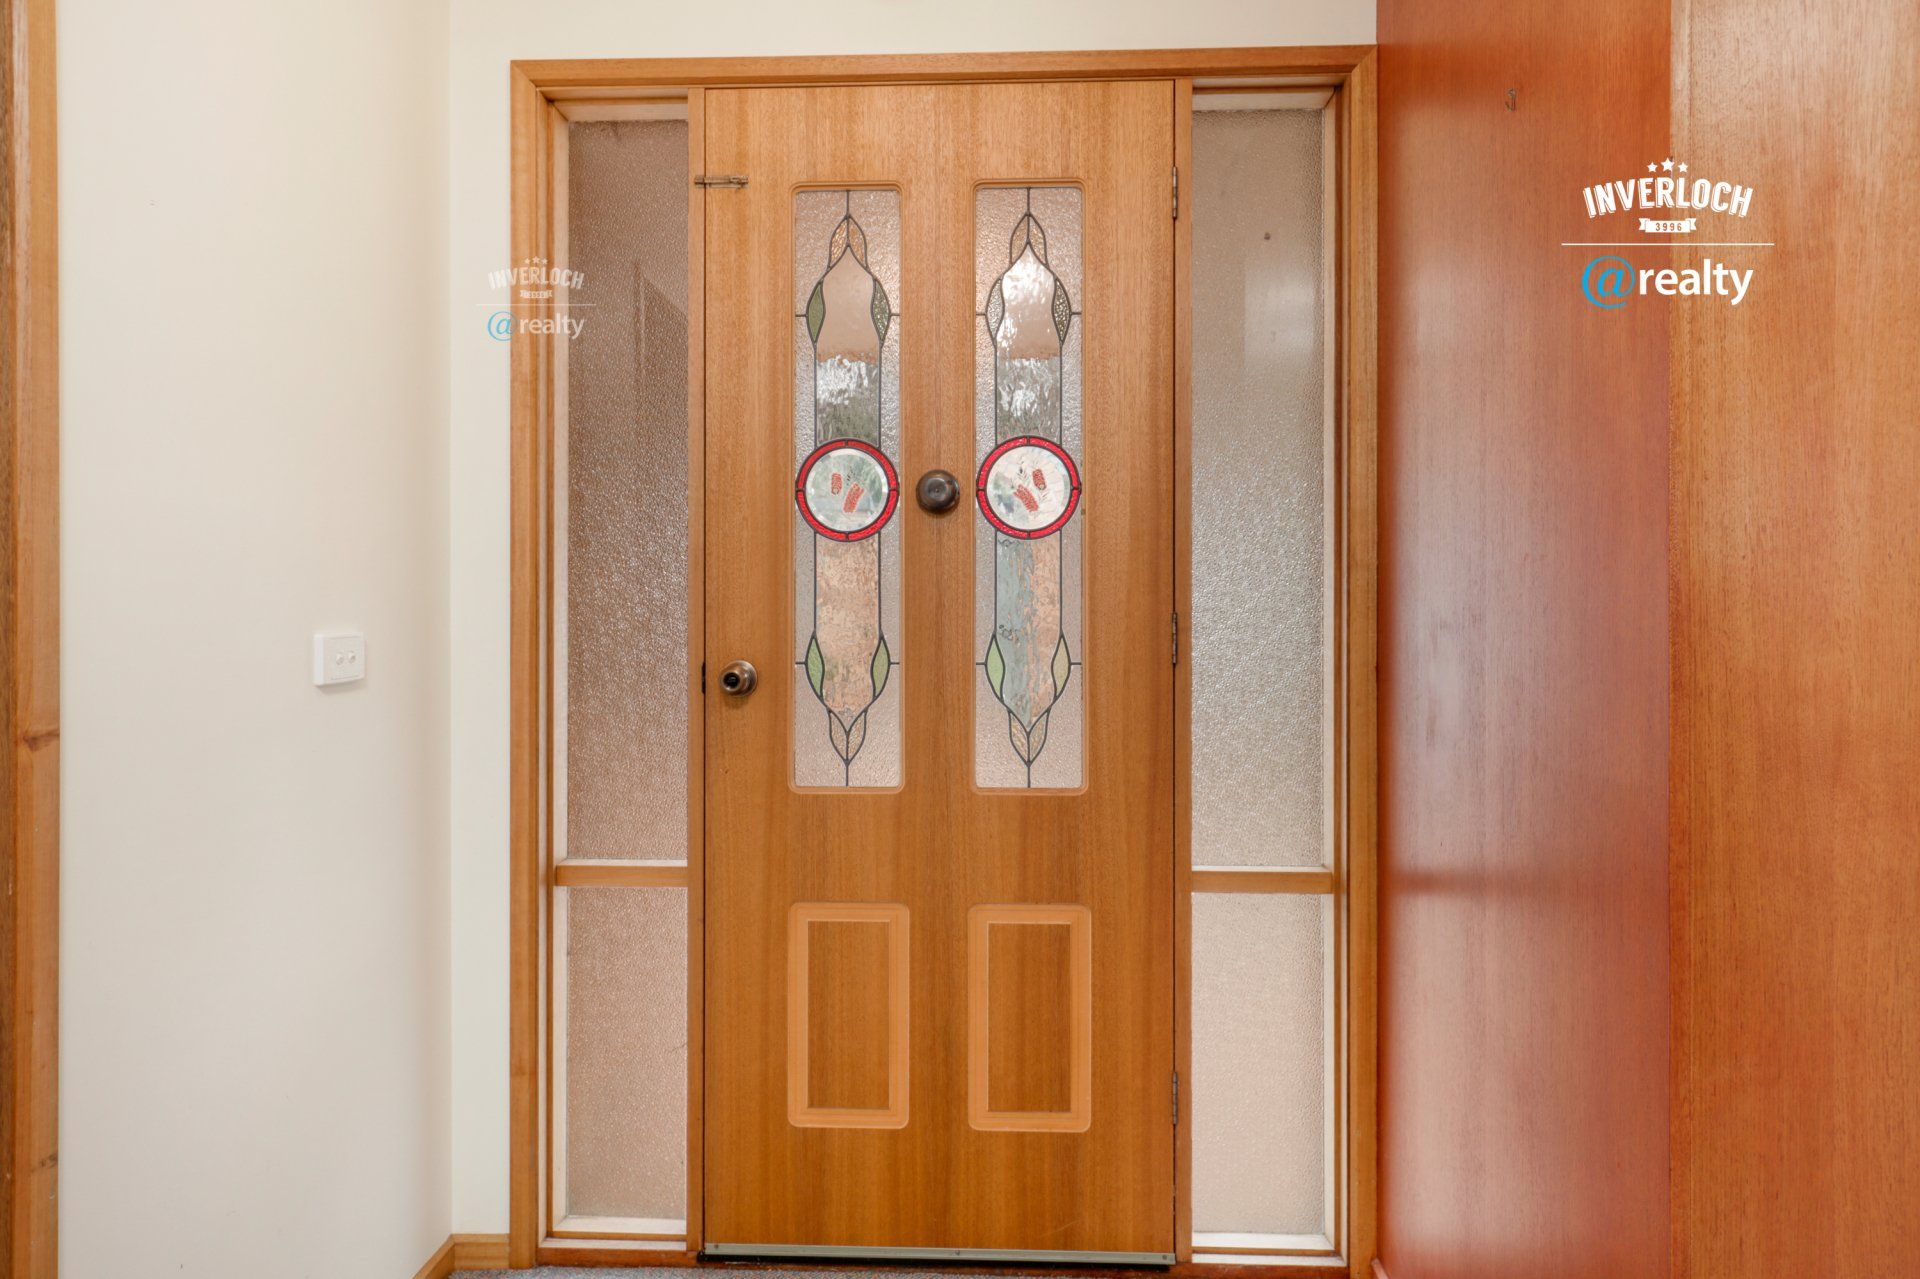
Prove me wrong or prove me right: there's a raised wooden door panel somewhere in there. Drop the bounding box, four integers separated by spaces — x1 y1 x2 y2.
704 81 1174 1258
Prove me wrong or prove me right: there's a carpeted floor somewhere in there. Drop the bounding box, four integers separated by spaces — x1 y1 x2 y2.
453 1272 965 1279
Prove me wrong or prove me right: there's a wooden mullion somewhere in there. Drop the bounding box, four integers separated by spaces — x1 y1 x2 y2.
552 862 691 889
1191 867 1338 895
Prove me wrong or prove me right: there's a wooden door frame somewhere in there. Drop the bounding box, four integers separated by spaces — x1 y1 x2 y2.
509 45 1377 1276
1 0 59 1276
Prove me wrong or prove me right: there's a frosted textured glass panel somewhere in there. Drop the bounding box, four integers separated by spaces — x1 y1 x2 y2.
974 186 1084 789
1191 109 1329 867
565 119 690 859
793 189 903 787
562 886 687 1221
1191 892 1331 1237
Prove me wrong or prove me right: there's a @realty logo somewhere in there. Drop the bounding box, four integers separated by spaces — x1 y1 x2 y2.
1571 156 1765 310
1580 252 1752 309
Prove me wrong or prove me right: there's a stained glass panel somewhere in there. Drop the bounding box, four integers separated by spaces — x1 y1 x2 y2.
793 189 902 787
974 187 1084 789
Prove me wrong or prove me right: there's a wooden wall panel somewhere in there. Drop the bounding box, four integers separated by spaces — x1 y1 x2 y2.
1670 2 1920 1275
1376 2 1672 1277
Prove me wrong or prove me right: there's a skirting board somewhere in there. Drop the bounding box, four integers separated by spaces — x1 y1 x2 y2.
415 1234 511 1278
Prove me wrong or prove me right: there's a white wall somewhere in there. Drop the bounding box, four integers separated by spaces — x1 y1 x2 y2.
59 1 451 1274
447 0 1375 1234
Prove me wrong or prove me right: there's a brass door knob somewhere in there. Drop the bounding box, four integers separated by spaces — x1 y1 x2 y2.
916 469 960 513
718 660 757 696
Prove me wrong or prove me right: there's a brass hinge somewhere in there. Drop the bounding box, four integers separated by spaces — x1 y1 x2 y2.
694 173 748 189
1172 1071 1180 1125
1171 165 1180 220
1172 612 1180 666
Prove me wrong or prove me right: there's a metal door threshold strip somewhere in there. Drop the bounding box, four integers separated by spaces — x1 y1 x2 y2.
704 1246 1176 1265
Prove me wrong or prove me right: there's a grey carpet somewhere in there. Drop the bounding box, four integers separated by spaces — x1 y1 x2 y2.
453 1272 969 1279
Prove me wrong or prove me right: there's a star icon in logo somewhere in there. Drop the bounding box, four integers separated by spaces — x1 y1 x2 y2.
1648 162 1658 172
1678 162 1689 173
1662 157 1675 171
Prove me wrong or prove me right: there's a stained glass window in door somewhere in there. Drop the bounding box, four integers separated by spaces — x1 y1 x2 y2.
793 189 903 787
974 186 1084 789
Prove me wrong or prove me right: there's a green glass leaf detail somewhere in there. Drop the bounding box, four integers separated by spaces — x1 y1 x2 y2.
1053 278 1072 342
870 635 890 698
1051 634 1071 696
805 634 825 697
805 279 826 344
985 633 1006 697
871 279 892 345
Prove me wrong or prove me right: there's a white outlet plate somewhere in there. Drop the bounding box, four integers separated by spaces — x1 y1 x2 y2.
313 632 366 686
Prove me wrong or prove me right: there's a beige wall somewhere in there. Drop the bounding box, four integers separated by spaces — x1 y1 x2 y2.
58 0 451 1274
446 0 1376 1234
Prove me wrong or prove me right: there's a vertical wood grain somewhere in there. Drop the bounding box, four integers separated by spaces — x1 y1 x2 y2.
507 60 549 1270
967 906 1092 1132
787 904 910 1127
1 0 57 1274
682 81 707 1256
1670 2 1920 1275
1376 3 1672 1277
1337 51 1379 1277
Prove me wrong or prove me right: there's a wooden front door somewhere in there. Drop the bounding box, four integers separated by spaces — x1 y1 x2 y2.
702 81 1175 1261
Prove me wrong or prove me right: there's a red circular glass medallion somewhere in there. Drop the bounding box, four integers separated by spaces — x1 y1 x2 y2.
975 435 1081 539
795 438 900 542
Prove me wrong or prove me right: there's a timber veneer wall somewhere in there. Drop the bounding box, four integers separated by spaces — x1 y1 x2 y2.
1669 1 1920 1275
1376 1 1673 1276
1381 1 1920 1277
